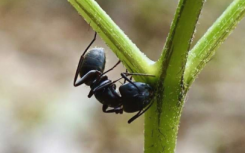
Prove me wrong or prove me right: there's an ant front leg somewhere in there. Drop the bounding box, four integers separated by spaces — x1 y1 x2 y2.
102 105 123 114
73 32 97 87
93 73 155 93
124 69 133 84
92 60 121 86
88 76 111 98
101 60 121 76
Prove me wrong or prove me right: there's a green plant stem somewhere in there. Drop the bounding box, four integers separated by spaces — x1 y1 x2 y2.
68 0 245 152
184 0 245 87
145 0 204 153
68 0 157 83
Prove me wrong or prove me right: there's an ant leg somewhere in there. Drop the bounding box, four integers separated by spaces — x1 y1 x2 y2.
128 101 154 124
122 72 155 78
124 69 128 84
128 110 142 124
73 56 84 86
121 73 140 92
124 69 133 84
93 73 154 93
93 60 120 85
102 105 123 114
82 32 97 57
88 79 111 98
73 32 97 86
74 70 101 87
92 60 120 86
121 73 139 91
91 77 124 94
121 72 155 92
90 78 121 98
101 60 121 76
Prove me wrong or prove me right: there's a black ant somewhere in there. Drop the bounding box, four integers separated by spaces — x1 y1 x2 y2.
73 32 154 123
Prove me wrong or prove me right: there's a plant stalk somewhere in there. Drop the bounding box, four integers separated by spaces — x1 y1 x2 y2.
145 0 204 152
68 0 157 83
184 0 245 87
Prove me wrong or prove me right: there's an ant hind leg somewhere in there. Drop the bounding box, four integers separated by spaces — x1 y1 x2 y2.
73 32 97 86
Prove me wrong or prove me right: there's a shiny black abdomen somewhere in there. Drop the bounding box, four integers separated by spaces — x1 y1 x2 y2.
79 48 106 77
119 82 153 113
79 48 106 85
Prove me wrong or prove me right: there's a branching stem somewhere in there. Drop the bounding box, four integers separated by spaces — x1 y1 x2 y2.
68 0 245 152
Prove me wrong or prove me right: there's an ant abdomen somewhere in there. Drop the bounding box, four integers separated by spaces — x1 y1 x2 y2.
79 48 106 77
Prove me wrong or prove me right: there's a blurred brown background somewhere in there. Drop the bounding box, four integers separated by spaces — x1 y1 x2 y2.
0 0 245 153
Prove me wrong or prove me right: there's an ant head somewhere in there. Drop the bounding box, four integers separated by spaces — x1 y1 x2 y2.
119 82 153 97
119 82 153 113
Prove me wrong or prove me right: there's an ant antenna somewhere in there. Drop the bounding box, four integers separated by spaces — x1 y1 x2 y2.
121 72 155 92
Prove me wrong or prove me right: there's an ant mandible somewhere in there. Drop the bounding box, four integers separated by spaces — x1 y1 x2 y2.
73 32 154 123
